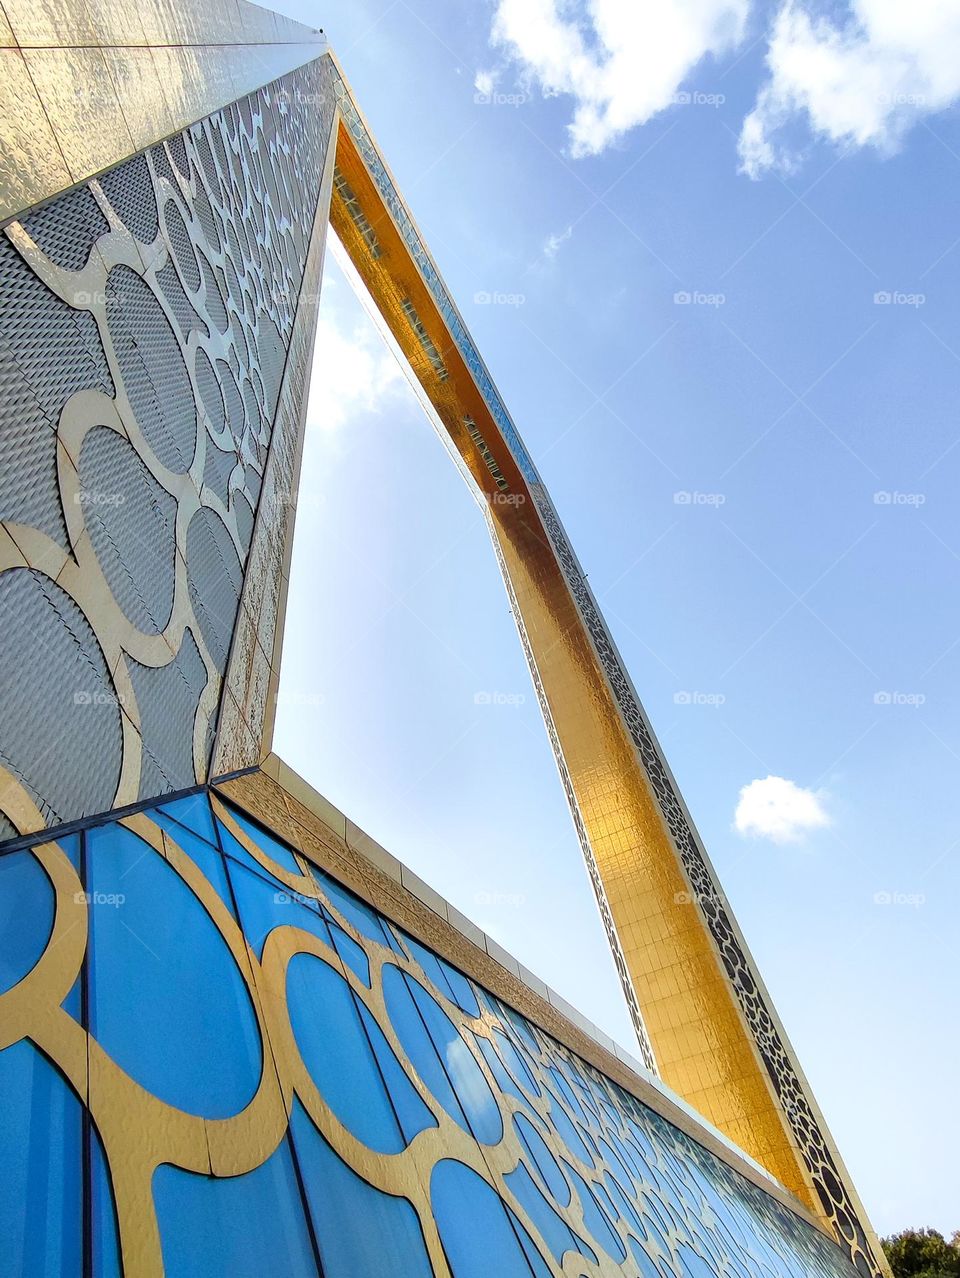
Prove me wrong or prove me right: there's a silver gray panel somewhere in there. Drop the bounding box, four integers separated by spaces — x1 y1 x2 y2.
0 56 336 836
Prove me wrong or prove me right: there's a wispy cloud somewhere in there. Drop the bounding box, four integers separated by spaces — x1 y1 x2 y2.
489 0 748 157
543 224 574 259
307 276 405 434
485 0 960 177
740 0 960 177
734 775 831 844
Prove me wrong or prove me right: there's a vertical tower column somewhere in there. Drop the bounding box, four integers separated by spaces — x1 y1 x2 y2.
327 72 889 1277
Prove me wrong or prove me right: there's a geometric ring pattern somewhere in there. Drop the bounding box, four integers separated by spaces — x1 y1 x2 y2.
0 788 864 1278
0 59 335 837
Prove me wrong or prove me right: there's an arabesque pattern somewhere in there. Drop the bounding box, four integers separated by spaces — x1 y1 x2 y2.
0 789 861 1278
0 58 335 838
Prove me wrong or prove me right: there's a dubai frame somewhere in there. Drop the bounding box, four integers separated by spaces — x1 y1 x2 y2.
0 2 890 1276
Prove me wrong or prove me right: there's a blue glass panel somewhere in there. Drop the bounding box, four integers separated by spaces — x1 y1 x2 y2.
494 1028 540 1096
431 1158 548 1278
87 822 262 1118
153 810 236 919
629 1234 663 1278
0 848 54 993
439 963 481 1019
328 919 370 986
566 1163 627 1262
313 870 394 949
678 1242 719 1278
475 1033 525 1103
383 965 501 1145
91 1123 121 1278
598 1135 636 1191
153 1139 317 1278
400 931 480 1018
514 1112 570 1207
158 792 218 847
355 1001 436 1145
287 952 406 1153
548 1064 587 1123
227 857 331 961
505 1162 596 1267
290 1101 433 1278
602 1169 645 1234
217 820 291 887
546 1090 594 1166
220 803 302 875
501 1004 540 1056
0 1040 82 1276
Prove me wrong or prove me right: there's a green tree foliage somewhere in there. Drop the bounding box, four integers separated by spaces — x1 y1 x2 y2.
882 1229 960 1278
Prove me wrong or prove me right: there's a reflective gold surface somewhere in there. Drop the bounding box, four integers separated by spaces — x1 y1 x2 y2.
328 108 884 1264
0 0 324 224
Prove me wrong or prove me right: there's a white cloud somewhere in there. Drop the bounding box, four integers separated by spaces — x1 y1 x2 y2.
307 280 405 433
474 68 496 97
543 224 573 259
489 0 748 157
740 0 960 177
734 775 830 844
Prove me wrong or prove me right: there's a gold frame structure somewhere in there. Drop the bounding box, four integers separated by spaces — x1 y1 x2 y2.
0 5 888 1274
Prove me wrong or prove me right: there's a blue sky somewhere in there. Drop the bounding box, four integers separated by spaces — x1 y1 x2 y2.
271 0 960 1236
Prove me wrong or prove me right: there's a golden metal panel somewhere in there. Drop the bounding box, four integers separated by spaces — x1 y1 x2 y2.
0 5 16 46
0 49 71 219
0 0 95 46
21 46 134 182
100 46 175 153
326 97 890 1277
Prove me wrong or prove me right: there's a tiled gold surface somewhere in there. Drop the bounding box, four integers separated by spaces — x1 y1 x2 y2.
0 0 324 224
326 118 814 1208
327 101 889 1278
22 46 135 180
0 49 72 214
